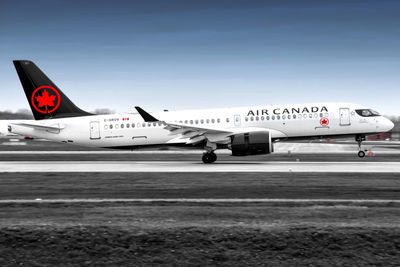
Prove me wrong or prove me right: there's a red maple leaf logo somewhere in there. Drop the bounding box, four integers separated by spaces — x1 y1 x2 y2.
31 86 61 114
35 90 56 108
320 118 329 126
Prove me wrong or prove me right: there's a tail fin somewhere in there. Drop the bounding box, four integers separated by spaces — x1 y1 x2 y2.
13 60 92 120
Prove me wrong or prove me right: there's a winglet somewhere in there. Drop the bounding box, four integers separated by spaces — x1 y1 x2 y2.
135 106 159 122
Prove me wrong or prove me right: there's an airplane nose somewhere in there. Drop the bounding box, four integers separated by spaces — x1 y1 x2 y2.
384 118 394 132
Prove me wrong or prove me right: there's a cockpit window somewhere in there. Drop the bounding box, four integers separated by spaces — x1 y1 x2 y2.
355 109 380 117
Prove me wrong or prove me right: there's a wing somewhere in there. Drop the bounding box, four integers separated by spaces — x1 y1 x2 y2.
164 123 232 144
165 123 287 144
134 107 287 145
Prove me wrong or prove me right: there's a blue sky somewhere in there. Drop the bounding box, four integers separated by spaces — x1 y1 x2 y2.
1 0 399 114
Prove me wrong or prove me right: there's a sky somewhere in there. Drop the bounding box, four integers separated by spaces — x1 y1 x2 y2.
0 0 399 115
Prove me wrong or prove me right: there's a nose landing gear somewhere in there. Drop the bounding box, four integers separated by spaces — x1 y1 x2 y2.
202 151 217 164
356 135 366 158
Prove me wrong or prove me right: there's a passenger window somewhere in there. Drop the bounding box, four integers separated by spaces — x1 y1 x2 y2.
201 119 204 124
179 120 183 123
190 120 193 124
255 117 259 121
314 113 318 118
277 115 280 120
261 116 264 120
226 118 230 122
206 119 210 123
195 120 199 124
104 125 108 130
309 114 312 118
293 114 296 119
250 117 254 121
272 116 275 120
211 119 215 123
148 123 151 127
121 124 124 128
137 123 141 128
320 113 323 117
325 113 329 117
288 115 291 119
303 114 307 119
142 123 146 127
115 124 119 129
132 123 135 128
217 118 221 123
267 116 270 120
245 117 248 122
282 115 286 120
109 124 113 129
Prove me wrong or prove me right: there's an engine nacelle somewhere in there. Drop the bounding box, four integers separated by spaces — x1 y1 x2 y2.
230 131 273 156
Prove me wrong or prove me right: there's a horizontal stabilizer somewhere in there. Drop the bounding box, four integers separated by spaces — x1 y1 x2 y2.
10 122 64 131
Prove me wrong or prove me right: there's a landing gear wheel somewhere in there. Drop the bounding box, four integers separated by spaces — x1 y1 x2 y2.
355 135 366 158
202 152 217 164
210 152 217 162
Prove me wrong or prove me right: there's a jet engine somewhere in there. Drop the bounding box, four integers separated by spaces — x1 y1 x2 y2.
230 131 273 156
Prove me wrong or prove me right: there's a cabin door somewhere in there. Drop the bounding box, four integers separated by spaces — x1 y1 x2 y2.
90 121 101 139
339 108 351 126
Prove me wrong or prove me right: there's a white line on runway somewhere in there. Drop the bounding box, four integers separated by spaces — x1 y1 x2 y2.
1 150 400 155
0 198 399 204
0 150 205 154
1 161 400 172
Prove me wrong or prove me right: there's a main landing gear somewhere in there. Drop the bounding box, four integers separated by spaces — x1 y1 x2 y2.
356 135 366 158
202 151 217 164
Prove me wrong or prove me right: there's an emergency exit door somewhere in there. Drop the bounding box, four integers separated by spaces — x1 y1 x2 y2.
90 121 101 139
339 108 350 126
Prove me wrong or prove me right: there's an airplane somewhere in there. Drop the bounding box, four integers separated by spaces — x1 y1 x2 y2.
3 60 394 163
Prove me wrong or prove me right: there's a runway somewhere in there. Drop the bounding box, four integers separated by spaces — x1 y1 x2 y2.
1 149 400 155
0 198 399 204
0 143 399 266
1 160 400 172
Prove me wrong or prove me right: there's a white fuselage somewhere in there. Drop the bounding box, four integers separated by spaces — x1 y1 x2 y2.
4 102 394 149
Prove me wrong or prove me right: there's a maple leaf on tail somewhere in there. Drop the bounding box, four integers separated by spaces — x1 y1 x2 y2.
35 90 56 107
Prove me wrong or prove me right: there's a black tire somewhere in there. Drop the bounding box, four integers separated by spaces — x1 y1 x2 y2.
202 152 217 164
210 152 217 162
358 151 365 158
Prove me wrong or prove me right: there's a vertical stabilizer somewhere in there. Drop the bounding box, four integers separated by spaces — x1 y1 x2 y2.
13 60 92 120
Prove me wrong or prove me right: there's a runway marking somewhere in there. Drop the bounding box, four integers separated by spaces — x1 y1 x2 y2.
0 150 400 155
0 142 27 146
1 161 400 173
0 150 205 154
0 198 399 204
